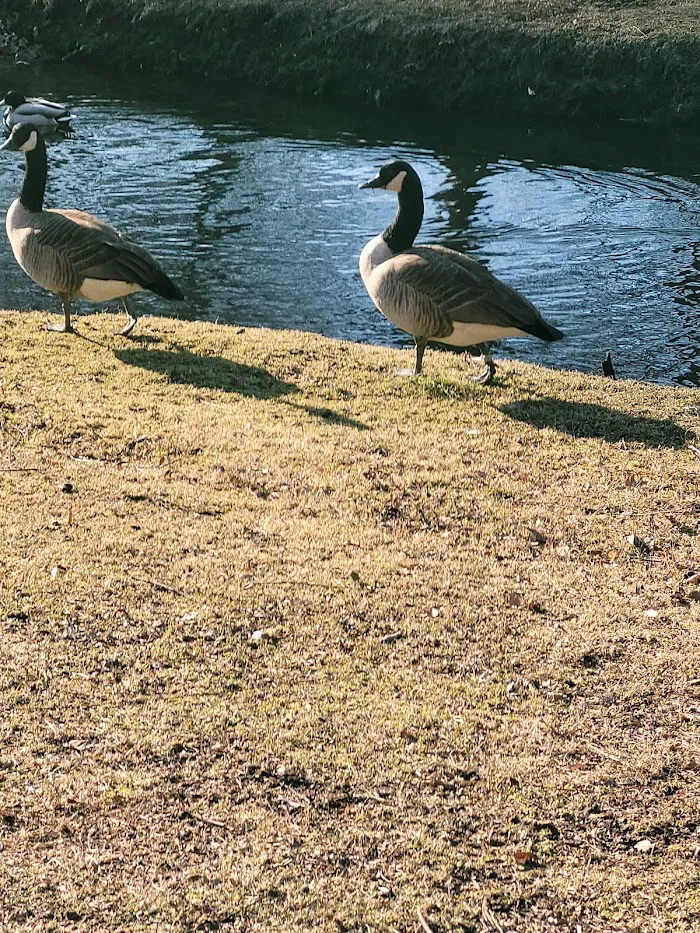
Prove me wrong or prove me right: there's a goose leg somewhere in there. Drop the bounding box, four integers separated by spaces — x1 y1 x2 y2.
44 299 75 334
414 337 428 376
119 297 138 337
467 344 496 385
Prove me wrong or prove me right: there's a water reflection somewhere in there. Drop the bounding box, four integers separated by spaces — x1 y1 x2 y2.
0 63 700 384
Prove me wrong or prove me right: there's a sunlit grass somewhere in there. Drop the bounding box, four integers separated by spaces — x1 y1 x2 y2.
1 312 700 930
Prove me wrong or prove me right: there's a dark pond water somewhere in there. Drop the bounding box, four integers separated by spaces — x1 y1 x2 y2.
1 62 700 385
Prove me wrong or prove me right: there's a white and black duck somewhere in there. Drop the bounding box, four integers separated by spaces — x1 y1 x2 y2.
359 159 563 382
0 123 183 335
2 90 74 133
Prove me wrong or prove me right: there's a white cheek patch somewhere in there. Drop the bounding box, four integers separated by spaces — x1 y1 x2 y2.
385 171 406 192
19 131 38 152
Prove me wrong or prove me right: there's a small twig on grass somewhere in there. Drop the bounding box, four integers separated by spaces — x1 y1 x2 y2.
132 577 185 596
587 742 623 763
182 810 226 828
481 898 505 933
417 907 435 933
0 467 41 472
361 791 386 803
310 12 374 42
270 579 345 590
193 814 226 828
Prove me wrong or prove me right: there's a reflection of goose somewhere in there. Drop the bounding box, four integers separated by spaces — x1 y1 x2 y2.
359 159 563 382
0 123 183 335
2 90 74 133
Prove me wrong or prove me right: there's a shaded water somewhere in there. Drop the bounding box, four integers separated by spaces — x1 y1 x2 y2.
1 62 700 385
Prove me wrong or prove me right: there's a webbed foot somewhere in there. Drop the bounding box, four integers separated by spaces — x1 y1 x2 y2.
44 321 75 334
119 316 137 337
118 298 138 337
467 358 496 385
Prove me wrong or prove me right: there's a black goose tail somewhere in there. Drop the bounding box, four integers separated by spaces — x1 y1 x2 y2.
542 321 564 342
149 270 184 301
527 318 564 342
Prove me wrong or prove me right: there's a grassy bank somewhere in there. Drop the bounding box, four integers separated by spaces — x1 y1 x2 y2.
5 0 700 122
1 312 700 930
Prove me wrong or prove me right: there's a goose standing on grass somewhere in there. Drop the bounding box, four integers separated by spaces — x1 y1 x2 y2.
359 159 563 382
2 90 74 133
0 122 184 335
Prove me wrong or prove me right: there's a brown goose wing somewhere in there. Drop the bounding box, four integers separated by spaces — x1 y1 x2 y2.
378 245 561 341
40 209 182 298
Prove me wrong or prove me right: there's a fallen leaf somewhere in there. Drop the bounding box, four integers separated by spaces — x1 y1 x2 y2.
514 848 536 866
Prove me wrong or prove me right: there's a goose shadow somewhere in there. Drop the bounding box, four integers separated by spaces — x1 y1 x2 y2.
114 346 368 429
500 398 691 449
115 345 295 399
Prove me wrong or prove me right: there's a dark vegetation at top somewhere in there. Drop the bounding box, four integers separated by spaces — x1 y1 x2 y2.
4 0 700 123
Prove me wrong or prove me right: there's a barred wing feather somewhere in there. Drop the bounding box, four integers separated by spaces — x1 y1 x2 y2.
40 209 177 293
378 246 561 341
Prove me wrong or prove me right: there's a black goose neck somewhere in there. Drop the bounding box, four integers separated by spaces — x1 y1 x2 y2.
381 171 424 253
20 137 47 212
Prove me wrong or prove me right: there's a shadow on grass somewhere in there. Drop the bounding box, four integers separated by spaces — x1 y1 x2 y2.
501 398 690 448
116 346 296 399
115 346 368 429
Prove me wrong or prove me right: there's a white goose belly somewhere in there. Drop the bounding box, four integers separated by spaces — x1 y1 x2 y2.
437 321 530 347
77 279 142 302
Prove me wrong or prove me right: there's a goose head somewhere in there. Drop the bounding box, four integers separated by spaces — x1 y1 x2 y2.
0 122 41 152
1 91 27 109
359 159 418 193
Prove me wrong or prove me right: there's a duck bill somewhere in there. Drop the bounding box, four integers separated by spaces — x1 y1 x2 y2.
358 174 383 190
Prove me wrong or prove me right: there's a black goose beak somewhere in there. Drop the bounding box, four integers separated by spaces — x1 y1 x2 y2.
358 174 383 190
0 136 17 151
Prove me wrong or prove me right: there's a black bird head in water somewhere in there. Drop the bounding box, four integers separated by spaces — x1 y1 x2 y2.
359 159 418 193
0 90 27 108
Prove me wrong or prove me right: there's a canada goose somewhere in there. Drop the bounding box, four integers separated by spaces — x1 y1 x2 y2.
359 159 563 382
2 90 74 133
0 123 183 335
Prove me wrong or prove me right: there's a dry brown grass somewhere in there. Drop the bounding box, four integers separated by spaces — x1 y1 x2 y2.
1 312 700 931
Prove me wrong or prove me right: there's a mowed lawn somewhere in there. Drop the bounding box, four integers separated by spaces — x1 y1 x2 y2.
1 313 699 931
